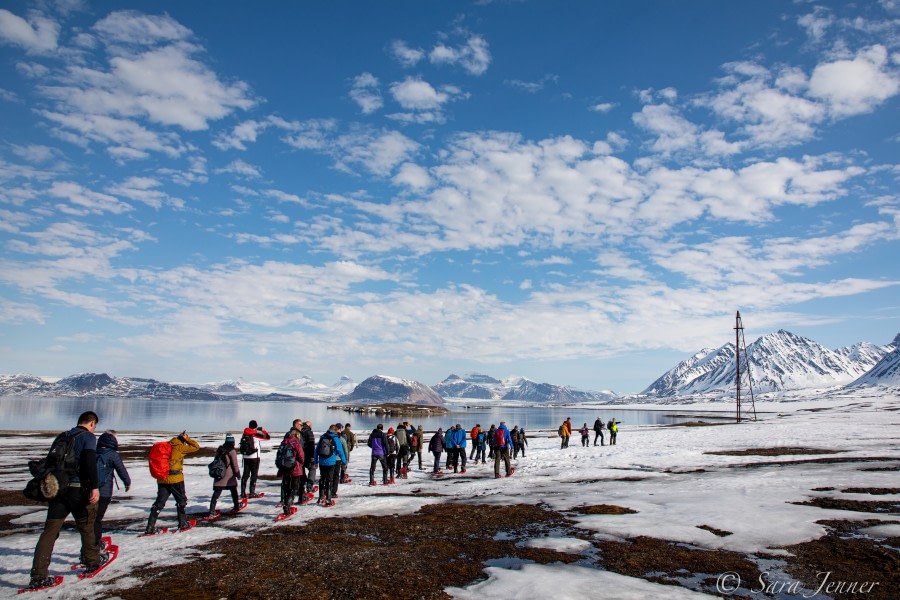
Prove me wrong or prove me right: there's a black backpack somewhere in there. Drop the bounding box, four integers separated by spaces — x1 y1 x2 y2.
239 433 255 455
25 429 85 501
316 435 335 458
275 440 296 470
208 447 229 479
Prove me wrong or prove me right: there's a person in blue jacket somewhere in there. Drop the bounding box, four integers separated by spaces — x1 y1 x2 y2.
313 425 347 506
446 424 468 473
94 431 131 551
493 421 514 479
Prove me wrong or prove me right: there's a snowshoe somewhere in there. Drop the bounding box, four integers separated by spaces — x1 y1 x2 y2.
274 506 298 522
174 519 197 533
227 498 249 515
18 576 64 594
368 481 377 486
203 511 222 522
79 545 118 579
506 468 516 477
389 477 395 484
460 468 467 474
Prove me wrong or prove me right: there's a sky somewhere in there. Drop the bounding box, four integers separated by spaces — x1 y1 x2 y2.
0 1 898 394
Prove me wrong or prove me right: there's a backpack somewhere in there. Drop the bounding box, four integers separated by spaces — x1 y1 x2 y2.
495 428 506 448
558 424 565 437
26 429 85 500
410 433 418 447
316 435 335 458
96 450 115 489
275 440 297 470
208 446 230 479
385 434 398 455
148 441 173 480
239 433 255 456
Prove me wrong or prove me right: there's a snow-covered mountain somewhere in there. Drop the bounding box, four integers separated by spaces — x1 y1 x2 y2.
338 375 445 406
201 375 356 399
433 373 618 404
642 330 892 397
0 373 221 400
850 333 900 387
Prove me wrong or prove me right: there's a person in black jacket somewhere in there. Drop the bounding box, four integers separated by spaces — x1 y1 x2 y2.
428 428 445 474
27 411 108 591
300 421 317 494
593 417 604 446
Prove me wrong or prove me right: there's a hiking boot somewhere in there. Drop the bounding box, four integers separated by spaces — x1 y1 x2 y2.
144 507 160 534
82 551 110 576
28 576 58 590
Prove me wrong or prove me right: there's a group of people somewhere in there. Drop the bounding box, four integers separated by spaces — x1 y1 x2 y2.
26 411 623 591
558 417 620 448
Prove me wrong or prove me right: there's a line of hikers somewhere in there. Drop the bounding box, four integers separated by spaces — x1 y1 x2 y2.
23 412 619 590
557 417 620 448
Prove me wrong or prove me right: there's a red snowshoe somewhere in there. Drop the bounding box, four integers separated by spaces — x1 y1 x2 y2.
79 545 119 579
275 506 298 522
18 576 64 594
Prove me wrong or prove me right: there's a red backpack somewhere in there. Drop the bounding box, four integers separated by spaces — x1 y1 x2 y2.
148 441 173 480
495 428 506 448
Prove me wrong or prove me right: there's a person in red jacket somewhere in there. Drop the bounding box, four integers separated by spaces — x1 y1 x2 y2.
279 429 305 516
469 424 480 460
239 420 271 499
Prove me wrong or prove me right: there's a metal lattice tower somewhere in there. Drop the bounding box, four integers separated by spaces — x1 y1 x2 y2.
734 311 757 423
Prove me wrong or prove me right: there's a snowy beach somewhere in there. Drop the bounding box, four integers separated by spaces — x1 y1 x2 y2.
0 391 898 599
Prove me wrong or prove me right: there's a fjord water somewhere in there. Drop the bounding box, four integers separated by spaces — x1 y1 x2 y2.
0 396 707 433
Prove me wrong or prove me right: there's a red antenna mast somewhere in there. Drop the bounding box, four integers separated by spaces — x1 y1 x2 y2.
734 311 757 423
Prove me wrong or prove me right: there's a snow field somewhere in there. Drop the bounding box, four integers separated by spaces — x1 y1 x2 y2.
0 391 897 598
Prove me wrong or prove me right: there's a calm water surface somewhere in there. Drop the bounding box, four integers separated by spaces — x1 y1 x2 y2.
0 396 705 434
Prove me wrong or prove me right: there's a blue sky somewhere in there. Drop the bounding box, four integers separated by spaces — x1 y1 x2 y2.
0 1 898 394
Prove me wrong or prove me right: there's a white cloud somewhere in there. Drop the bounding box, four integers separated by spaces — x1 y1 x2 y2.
0 297 45 324
590 102 616 113
429 34 491 75
213 119 270 151
390 77 453 110
106 176 172 209
506 74 558 93
48 181 132 215
93 10 191 46
217 159 262 178
393 162 432 190
798 7 835 43
0 9 59 53
808 45 899 116
390 40 425 67
22 10 256 159
264 189 306 205
349 72 383 114
11 144 57 163
335 129 419 176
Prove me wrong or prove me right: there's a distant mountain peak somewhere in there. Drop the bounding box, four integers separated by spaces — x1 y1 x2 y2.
643 329 892 397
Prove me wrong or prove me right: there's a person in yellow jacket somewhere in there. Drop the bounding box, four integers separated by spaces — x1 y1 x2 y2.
144 431 200 533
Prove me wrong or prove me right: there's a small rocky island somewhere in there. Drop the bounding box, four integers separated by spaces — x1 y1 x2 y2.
328 402 449 417
328 375 449 416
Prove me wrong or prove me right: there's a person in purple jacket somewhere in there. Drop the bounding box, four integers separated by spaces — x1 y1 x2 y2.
367 424 388 486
